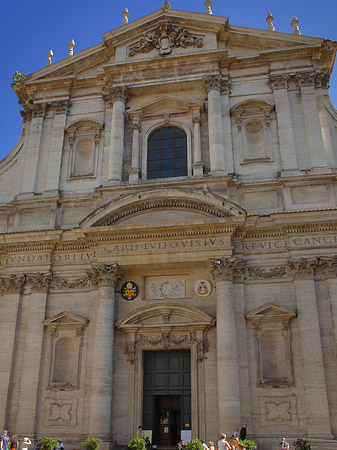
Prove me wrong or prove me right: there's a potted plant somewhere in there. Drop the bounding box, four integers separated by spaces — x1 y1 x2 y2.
128 438 146 450
83 438 102 450
185 440 203 450
293 439 311 450
40 437 57 450
240 440 257 450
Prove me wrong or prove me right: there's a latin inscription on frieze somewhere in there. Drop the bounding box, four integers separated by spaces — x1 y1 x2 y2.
2 234 337 267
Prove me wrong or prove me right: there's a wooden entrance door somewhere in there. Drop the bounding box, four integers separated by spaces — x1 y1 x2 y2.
143 350 191 445
155 395 181 445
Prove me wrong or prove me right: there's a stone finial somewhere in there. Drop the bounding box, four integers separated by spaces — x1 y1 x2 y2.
205 0 213 15
46 49 54 67
291 16 301 35
161 1 171 10
122 8 130 25
266 12 275 32
67 39 75 57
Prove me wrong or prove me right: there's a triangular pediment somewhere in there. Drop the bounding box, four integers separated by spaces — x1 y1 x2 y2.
128 96 204 119
246 302 296 321
44 311 88 327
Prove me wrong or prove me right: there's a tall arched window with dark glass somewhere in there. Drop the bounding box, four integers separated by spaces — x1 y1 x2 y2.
147 126 187 179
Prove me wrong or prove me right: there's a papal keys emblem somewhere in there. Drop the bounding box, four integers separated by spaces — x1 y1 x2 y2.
121 281 139 300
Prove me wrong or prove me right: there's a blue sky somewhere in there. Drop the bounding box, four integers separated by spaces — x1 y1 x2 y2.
1 0 337 161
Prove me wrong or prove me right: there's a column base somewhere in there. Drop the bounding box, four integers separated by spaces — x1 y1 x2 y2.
310 166 332 174
128 168 140 183
192 162 204 176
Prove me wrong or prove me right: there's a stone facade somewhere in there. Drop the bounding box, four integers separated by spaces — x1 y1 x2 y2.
1 5 337 450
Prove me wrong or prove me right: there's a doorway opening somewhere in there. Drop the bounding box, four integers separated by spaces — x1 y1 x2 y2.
143 350 191 446
155 395 181 445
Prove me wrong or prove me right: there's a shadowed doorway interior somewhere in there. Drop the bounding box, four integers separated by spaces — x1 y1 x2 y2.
143 350 191 446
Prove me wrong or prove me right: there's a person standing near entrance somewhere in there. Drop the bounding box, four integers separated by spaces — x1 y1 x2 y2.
239 426 247 441
137 426 144 439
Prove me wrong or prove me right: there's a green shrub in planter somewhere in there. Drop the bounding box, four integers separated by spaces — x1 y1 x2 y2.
293 439 311 450
40 437 57 450
185 440 203 450
83 438 102 450
240 440 257 450
128 438 146 450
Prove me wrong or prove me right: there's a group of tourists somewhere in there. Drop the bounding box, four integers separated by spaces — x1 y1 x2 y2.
1 431 31 450
176 425 248 450
1 432 64 450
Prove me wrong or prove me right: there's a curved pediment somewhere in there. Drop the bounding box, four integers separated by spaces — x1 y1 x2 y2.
117 303 214 329
80 189 246 227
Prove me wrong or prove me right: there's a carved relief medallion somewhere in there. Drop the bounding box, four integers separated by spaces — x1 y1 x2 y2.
149 280 186 299
194 280 211 297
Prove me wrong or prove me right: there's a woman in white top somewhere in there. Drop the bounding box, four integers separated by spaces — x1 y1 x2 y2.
217 434 231 450
21 438 31 450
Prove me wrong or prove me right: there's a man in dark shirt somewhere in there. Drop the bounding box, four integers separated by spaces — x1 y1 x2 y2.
239 425 247 441
1 431 10 450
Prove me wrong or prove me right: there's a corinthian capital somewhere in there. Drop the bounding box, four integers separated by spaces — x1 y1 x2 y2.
287 258 317 280
103 86 128 106
25 272 53 293
209 257 246 282
88 264 122 287
203 75 230 94
31 102 49 118
269 73 291 90
315 256 337 279
0 274 25 294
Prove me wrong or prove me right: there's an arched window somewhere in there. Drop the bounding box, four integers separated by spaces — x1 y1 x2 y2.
147 126 187 179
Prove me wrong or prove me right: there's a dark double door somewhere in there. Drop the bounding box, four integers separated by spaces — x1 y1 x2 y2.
143 350 191 446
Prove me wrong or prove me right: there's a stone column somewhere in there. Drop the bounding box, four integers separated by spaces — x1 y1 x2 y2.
210 258 245 433
296 72 329 172
89 264 122 444
45 100 70 194
270 74 298 175
0 275 25 429
104 87 128 182
15 272 53 435
203 75 228 175
288 259 332 438
129 117 141 182
20 103 48 195
192 110 203 176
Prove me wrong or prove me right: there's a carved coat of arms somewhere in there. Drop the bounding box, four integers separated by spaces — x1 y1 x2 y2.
129 20 203 57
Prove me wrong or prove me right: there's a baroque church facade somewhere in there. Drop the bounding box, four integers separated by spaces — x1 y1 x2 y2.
1 2 337 450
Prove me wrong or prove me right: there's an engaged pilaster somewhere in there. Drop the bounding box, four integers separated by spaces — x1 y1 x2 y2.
15 272 53 435
288 258 332 438
89 264 122 440
20 103 49 195
270 74 298 175
45 100 71 194
295 72 329 172
203 75 229 175
129 117 141 182
210 257 245 432
104 87 128 182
